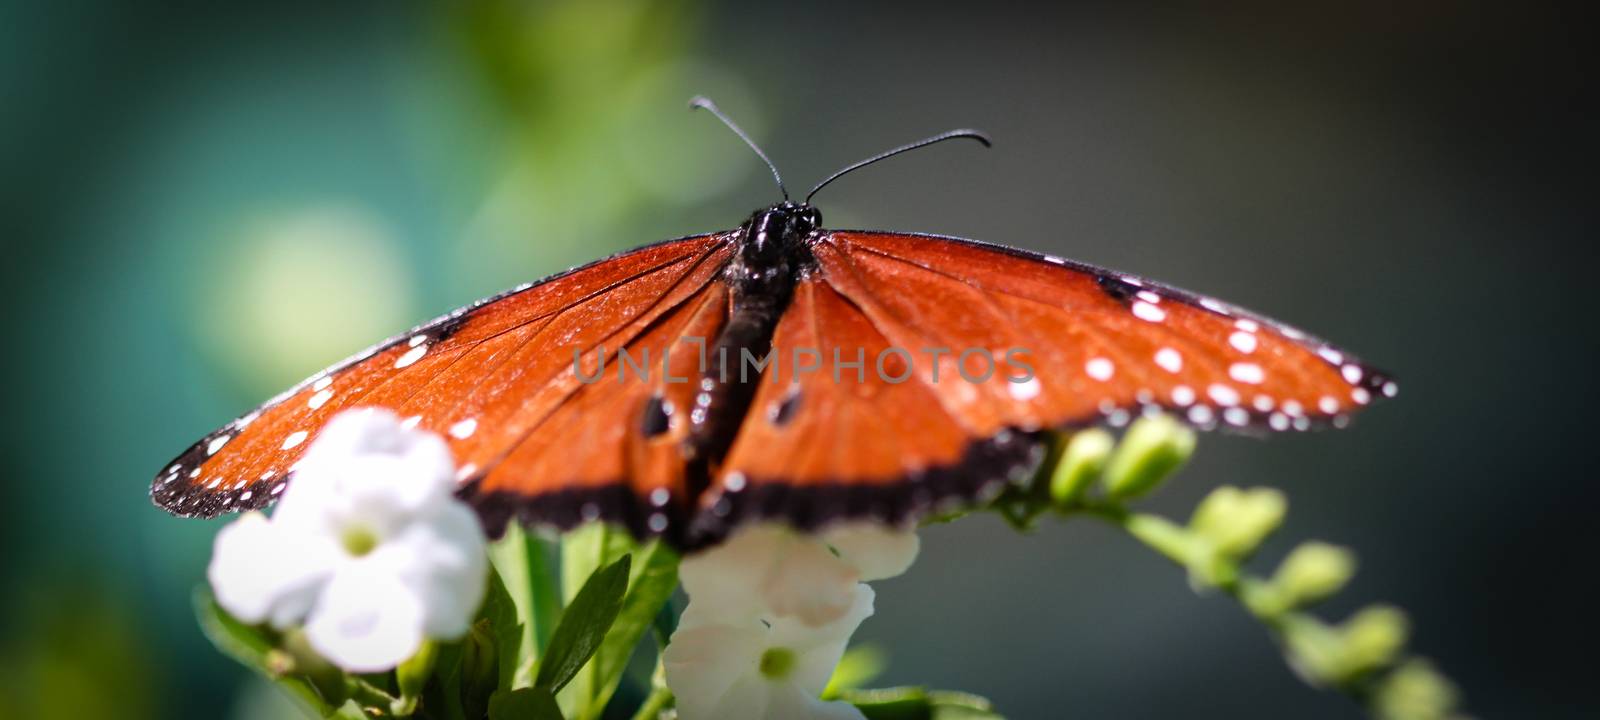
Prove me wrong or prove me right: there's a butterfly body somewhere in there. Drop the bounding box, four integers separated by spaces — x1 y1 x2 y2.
153 202 1394 549
683 202 821 489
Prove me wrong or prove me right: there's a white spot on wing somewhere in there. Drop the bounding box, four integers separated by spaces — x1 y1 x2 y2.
207 435 230 455
400 415 422 431
1342 364 1364 384
1155 347 1183 373
395 344 428 369
1086 357 1115 381
1207 384 1241 407
308 389 333 410
313 376 333 392
1229 362 1265 385
1229 331 1258 354
1132 301 1166 322
1009 376 1042 401
1171 385 1196 406
449 418 478 439
282 431 308 450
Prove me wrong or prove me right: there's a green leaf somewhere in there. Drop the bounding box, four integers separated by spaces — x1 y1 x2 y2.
574 540 680 720
840 687 1006 720
192 587 366 719
535 554 632 693
490 523 563 685
560 524 639 605
489 687 565 720
651 594 680 650
480 563 525 691
423 639 468 720
823 645 888 698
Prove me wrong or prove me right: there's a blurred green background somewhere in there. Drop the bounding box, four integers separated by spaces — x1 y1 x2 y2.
1 1 1590 717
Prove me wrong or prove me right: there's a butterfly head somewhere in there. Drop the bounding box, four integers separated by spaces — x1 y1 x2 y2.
742 202 821 265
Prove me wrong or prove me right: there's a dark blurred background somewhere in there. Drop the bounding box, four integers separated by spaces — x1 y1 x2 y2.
1 1 1590 717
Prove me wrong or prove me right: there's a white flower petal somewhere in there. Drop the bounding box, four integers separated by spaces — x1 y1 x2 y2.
774 585 875 694
666 588 874 720
760 539 860 626
663 620 767 720
681 524 864 627
767 684 866 720
376 503 488 638
708 674 774 720
286 409 456 530
208 512 334 629
822 525 920 582
305 563 426 672
679 526 794 604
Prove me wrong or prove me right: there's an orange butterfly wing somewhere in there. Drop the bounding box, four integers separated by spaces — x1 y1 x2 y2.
151 234 736 522
156 225 1392 546
696 231 1392 538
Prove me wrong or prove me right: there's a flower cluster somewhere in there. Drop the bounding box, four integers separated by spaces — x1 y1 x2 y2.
664 524 920 720
191 409 1460 720
208 409 487 672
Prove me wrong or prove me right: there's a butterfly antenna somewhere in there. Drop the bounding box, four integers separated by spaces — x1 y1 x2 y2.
805 129 991 204
689 96 789 201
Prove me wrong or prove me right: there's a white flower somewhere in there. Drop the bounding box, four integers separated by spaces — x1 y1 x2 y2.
679 523 919 626
663 523 920 719
207 408 487 672
665 582 874 720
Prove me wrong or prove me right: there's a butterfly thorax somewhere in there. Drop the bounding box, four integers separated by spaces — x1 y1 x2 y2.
681 203 821 500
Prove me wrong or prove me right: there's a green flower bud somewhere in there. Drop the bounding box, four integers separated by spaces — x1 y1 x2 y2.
280 628 348 708
1049 429 1114 506
395 639 438 715
1341 605 1409 676
1282 605 1410 686
1281 614 1344 685
1273 542 1357 609
1101 414 1196 499
460 618 499 720
1373 659 1460 720
1188 486 1286 559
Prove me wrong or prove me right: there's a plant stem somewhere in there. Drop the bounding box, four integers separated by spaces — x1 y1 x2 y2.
629 685 673 720
345 677 401 716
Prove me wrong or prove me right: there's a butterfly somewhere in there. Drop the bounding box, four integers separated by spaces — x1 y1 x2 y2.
152 98 1395 549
